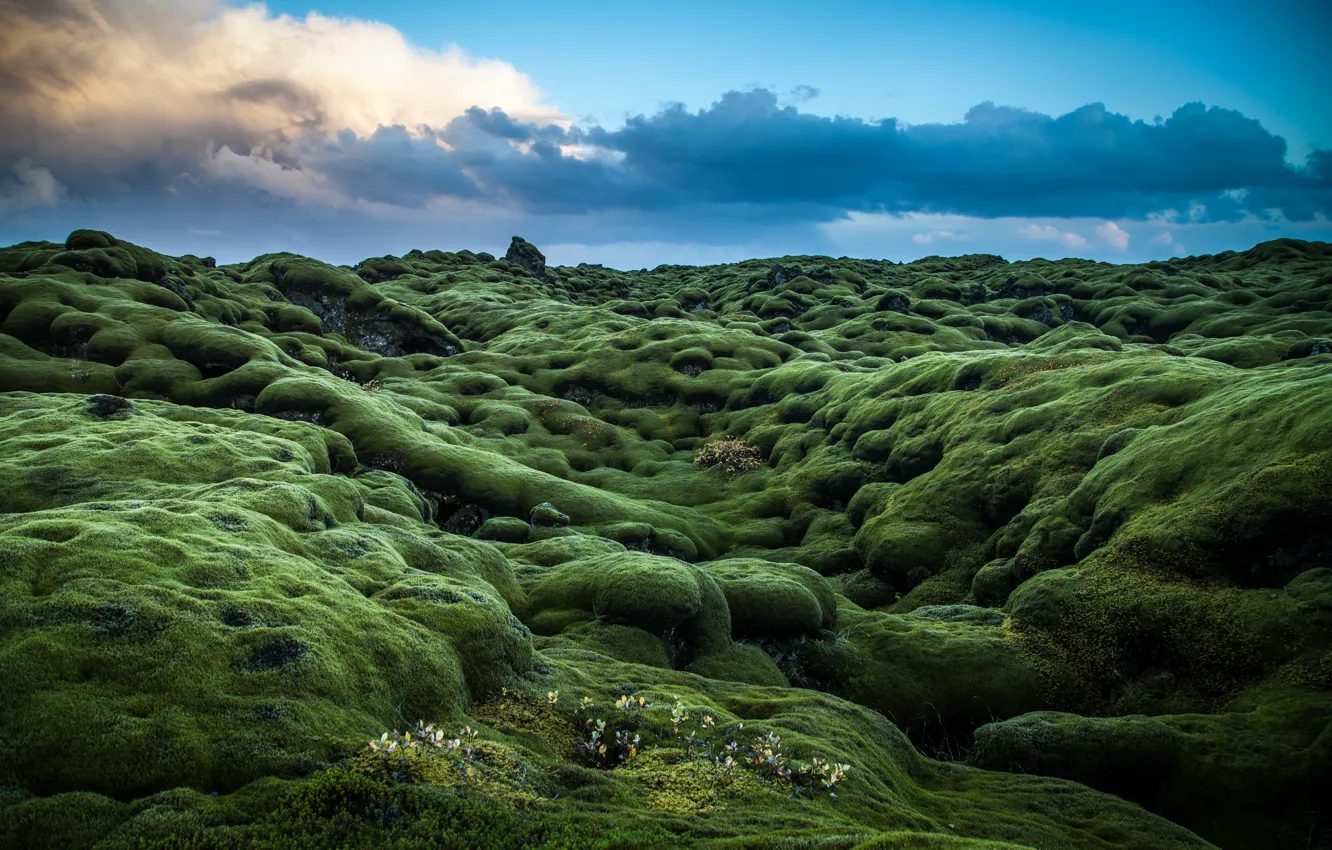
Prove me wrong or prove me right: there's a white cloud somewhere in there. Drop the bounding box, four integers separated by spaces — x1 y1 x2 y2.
1 2 565 152
1019 223 1086 248
0 158 66 214
820 213 1131 262
816 212 1296 265
1150 230 1185 256
911 230 956 245
1096 220 1130 250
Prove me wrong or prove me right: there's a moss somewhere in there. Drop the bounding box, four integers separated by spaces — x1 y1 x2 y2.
0 791 129 850
0 396 539 798
973 692 1332 850
521 552 741 674
701 558 837 639
684 640 788 686
477 516 531 543
970 559 1018 608
1005 567 1083 631
3 231 1330 848
840 569 899 610
850 834 1033 849
836 607 1047 755
551 622 674 668
858 520 952 590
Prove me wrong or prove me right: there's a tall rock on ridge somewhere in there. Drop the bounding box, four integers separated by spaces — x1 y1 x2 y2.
506 236 547 278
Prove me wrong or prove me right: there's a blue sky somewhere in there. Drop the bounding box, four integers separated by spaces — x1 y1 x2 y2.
0 0 1328 267
268 0 1331 162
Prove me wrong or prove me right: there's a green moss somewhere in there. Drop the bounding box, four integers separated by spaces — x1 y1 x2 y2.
974 691 1332 850
701 558 837 639
0 396 538 798
3 231 1330 848
522 552 736 674
835 608 1047 756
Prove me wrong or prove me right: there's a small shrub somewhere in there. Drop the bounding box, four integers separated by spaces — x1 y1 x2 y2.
571 694 647 769
694 438 764 476
357 721 480 783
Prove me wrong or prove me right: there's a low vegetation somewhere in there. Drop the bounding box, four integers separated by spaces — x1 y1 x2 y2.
0 230 1329 848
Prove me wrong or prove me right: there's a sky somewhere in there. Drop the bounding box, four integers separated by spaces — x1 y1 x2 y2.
0 0 1329 269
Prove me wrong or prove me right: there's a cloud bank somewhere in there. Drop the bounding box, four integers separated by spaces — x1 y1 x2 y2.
0 0 563 198
0 0 1328 264
1020 224 1087 249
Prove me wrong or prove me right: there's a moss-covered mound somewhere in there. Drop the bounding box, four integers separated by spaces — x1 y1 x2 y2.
1 232 1330 848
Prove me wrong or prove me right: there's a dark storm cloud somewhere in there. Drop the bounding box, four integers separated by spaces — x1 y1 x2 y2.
307 126 479 206
459 106 571 143
188 88 1318 223
453 90 1328 222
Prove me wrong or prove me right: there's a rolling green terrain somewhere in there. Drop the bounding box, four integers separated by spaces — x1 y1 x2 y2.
0 230 1329 849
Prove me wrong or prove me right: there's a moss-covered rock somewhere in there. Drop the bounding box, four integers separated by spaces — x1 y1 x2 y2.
700 557 837 639
974 692 1332 850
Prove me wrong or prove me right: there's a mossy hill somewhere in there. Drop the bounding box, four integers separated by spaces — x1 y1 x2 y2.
1 230 1329 849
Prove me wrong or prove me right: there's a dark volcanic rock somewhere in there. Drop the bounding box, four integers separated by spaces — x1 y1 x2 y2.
876 291 911 314
86 395 133 419
506 236 547 278
769 264 802 286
